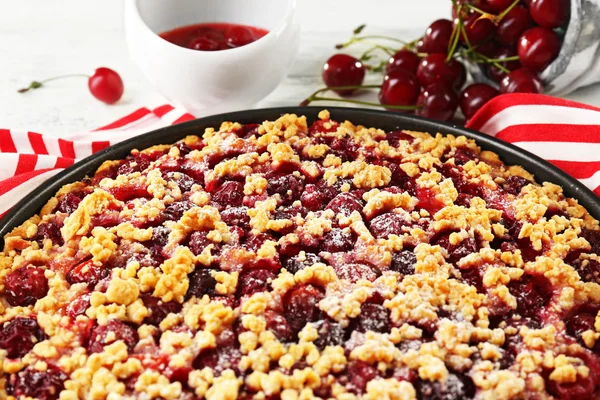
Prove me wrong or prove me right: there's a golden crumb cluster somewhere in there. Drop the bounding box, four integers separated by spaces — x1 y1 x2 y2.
1 110 600 399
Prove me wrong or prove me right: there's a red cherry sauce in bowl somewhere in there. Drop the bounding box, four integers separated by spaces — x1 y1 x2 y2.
159 23 269 51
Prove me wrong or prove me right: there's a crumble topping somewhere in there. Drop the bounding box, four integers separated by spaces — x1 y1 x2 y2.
1 111 600 399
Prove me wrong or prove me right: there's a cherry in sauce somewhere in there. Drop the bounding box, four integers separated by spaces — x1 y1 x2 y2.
160 23 269 51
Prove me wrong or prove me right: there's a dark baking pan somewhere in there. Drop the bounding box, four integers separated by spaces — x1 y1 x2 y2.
1 106 599 245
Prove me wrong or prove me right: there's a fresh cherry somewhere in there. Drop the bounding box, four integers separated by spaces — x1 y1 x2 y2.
484 0 516 13
529 0 570 29
488 47 521 83
18 67 124 105
379 70 421 108
500 69 544 94
88 67 125 104
459 83 499 119
459 13 496 45
416 83 459 121
517 27 561 72
322 54 366 95
496 5 533 46
386 50 421 75
417 53 466 89
418 19 454 54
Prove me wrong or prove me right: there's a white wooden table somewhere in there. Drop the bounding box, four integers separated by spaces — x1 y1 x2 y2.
1 0 598 136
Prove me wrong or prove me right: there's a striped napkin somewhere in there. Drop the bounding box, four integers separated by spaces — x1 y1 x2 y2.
1 94 599 219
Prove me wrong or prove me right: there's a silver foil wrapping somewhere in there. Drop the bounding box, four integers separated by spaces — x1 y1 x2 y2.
472 0 600 95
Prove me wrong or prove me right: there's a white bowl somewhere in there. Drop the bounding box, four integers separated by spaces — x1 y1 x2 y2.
124 0 299 116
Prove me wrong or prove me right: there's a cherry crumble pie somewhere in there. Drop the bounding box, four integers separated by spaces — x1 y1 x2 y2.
1 110 600 400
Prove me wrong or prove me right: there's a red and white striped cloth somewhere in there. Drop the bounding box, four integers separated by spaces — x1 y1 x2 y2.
1 94 599 219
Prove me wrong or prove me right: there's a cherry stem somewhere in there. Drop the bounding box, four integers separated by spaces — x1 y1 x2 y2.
17 73 89 93
303 95 418 110
496 0 521 22
465 3 490 16
447 2 465 62
360 44 397 61
477 55 520 63
336 35 409 50
300 85 418 110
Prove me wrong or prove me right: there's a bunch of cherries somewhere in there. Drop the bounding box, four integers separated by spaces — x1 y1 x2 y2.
302 0 569 122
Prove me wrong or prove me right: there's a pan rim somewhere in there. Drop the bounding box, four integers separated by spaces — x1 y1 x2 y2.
1 106 598 244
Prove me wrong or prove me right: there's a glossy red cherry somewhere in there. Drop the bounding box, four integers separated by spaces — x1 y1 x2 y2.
488 47 521 83
459 83 499 119
517 27 561 72
496 6 533 46
418 19 454 54
379 70 421 108
529 0 570 29
416 83 459 121
417 54 466 89
322 54 366 96
88 67 124 105
459 13 496 45
483 0 515 13
500 68 544 94
386 50 421 75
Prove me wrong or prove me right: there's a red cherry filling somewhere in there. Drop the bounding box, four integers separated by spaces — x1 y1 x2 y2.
220 206 251 230
502 176 531 195
416 373 476 400
236 268 275 298
8 364 67 400
313 319 345 350
141 294 182 326
369 212 409 239
35 220 64 247
508 274 553 321
266 173 304 205
0 317 46 358
350 302 391 333
87 319 138 354
188 231 221 257
66 259 109 289
322 228 355 253
186 268 217 300
57 193 82 214
4 265 49 306
333 263 380 283
193 345 242 376
284 253 324 274
284 284 325 334
164 171 197 193
66 293 91 318
211 181 244 208
301 180 338 211
432 233 480 264
390 250 417 275
263 310 293 342
346 360 380 394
